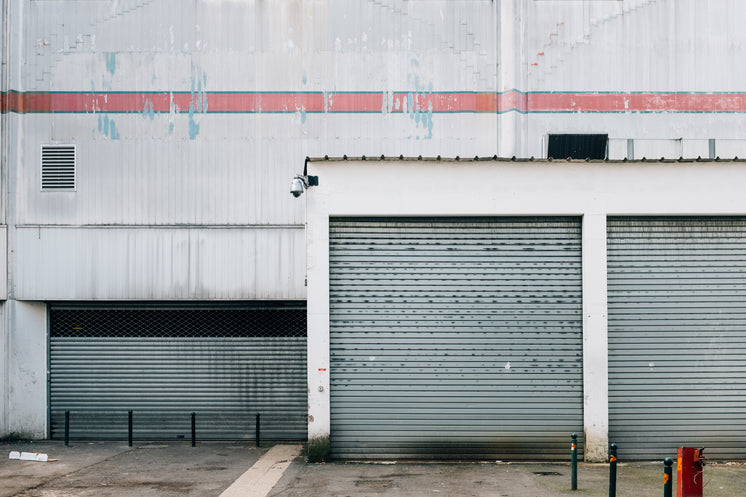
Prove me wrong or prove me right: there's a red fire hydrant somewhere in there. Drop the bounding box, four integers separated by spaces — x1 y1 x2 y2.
677 447 705 497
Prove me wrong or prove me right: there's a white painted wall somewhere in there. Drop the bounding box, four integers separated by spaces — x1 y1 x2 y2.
0 303 7 437
306 218 331 441
7 301 46 438
305 158 746 461
581 214 609 463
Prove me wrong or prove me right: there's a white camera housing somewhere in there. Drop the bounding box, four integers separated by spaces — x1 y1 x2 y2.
290 176 305 197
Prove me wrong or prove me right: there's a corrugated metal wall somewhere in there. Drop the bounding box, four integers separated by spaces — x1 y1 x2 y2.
15 227 305 300
520 0 746 157
608 217 746 459
523 0 746 92
7 0 746 299
10 1 501 300
328 217 583 460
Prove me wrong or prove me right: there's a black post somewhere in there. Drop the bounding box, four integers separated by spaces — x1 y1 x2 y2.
191 412 196 447
571 433 578 490
255 413 261 447
609 443 618 497
64 410 70 446
663 457 673 497
128 410 133 447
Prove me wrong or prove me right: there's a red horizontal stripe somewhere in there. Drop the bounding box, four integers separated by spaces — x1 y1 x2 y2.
528 92 746 113
3 90 746 114
207 93 325 112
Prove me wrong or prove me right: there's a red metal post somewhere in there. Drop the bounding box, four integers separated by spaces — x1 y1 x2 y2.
677 447 704 497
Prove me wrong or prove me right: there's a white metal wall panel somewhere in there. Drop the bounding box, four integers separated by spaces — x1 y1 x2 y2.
14 0 500 229
0 227 6 299
15 227 305 300
21 1 499 92
329 217 583 460
523 0 746 92
608 217 746 459
49 304 307 441
18 114 499 227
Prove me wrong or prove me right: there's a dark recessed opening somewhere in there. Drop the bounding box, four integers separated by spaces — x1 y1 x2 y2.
548 134 608 160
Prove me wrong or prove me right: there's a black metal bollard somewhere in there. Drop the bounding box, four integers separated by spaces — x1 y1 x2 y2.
609 443 618 497
64 410 70 446
128 410 133 447
571 433 578 490
191 412 196 447
255 413 261 448
663 457 673 497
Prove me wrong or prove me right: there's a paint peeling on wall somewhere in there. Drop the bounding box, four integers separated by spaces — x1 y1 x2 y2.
105 53 116 76
10 90 746 116
168 92 177 136
142 99 155 121
97 114 120 140
403 61 435 140
188 68 208 139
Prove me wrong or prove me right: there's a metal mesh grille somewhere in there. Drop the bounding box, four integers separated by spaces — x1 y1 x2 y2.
50 304 306 338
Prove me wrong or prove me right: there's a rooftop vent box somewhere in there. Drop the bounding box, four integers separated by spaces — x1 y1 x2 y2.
548 134 608 160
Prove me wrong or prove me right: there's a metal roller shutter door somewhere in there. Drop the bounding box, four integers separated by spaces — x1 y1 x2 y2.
49 304 307 441
608 217 746 459
329 217 583 460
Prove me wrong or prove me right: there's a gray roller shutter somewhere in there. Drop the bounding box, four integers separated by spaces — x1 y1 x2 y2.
608 217 746 460
49 303 307 441
329 217 583 460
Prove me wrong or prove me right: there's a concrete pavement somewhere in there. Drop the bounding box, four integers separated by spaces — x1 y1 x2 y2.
1 440 265 497
269 459 746 497
2 440 746 496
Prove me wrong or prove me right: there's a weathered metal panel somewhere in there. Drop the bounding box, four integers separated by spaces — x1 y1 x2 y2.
632 139 683 160
713 140 746 160
523 0 746 93
12 0 502 241
16 227 305 300
48 303 307 441
608 217 746 460
20 116 308 226
0 302 7 437
0 227 6 299
329 217 583 460
14 0 746 263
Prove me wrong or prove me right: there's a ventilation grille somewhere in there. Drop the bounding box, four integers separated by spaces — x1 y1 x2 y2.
49 304 307 338
41 145 76 190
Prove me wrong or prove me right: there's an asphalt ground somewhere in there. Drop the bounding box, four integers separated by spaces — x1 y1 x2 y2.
2 441 746 497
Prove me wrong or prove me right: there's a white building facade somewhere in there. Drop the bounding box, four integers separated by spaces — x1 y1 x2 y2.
305 157 746 461
1 0 746 461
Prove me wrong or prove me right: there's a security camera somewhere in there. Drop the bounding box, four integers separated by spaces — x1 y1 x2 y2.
290 176 306 197
290 173 318 197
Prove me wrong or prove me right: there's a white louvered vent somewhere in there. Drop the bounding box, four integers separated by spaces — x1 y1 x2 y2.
41 145 76 191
